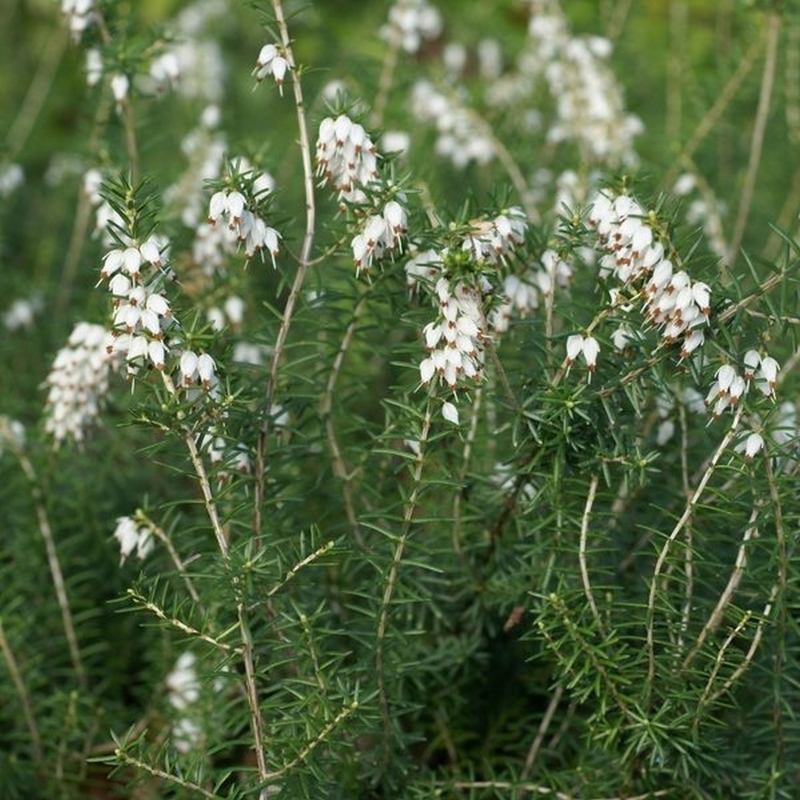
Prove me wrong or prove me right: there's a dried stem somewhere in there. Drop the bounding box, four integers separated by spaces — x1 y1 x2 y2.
452 387 483 555
0 619 44 768
14 449 87 690
645 407 742 696
578 474 603 635
376 399 432 761
681 505 760 672
255 0 317 539
4 25 67 161
727 12 781 269
519 684 564 784
320 294 368 545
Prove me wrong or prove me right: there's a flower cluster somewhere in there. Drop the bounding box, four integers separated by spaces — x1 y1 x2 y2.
461 207 527 264
61 0 95 40
411 81 494 168
419 277 486 389
382 0 442 53
44 322 116 445
113 515 154 564
589 192 711 359
253 43 290 92
101 238 174 373
315 115 379 204
207 187 280 263
566 333 600 373
706 353 780 418
351 200 408 274
491 250 572 334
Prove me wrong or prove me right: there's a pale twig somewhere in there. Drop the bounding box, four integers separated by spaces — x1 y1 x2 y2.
266 539 336 598
446 779 672 800
678 404 693 654
371 28 401 129
578 475 603 635
645 407 743 694
376 399 432 760
0 619 44 768
138 511 202 606
452 387 483 555
14 449 87 690
320 294 368 545
663 30 765 191
262 701 358 781
519 684 564 784
4 25 67 161
125 589 236 653
113 751 224 799
727 12 781 270
681 505 759 673
695 582 778 719
255 0 317 540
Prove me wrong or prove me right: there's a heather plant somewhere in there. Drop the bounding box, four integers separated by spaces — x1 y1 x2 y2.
1 1 800 798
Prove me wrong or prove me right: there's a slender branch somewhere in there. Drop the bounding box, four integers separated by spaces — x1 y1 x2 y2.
578 475 603 635
14 449 86 690
238 604 268 790
266 539 336 598
320 294 368 544
262 701 357 781
0 619 44 768
727 12 781 269
520 684 564 784
452 387 483 555
663 29 765 190
139 512 202 606
255 0 317 539
680 505 759 672
446 779 671 800
125 589 235 653
4 25 67 161
371 26 401 128
645 407 742 696
376 399 432 761
114 751 224 799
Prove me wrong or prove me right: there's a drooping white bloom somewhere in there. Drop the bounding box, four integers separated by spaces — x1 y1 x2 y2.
411 80 494 169
315 114 379 205
351 199 408 275
61 0 95 40
113 515 154 564
44 322 117 446
442 401 460 425
253 43 290 92
382 0 442 53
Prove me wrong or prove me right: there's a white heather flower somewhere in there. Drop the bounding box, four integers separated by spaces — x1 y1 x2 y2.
411 80 494 169
582 336 600 372
0 417 25 459
253 43 290 92
736 432 765 462
179 350 200 385
351 200 408 275
382 0 442 53
166 652 200 711
45 322 117 446
197 353 216 388
565 334 584 364
315 114 379 204
382 130 410 155
113 515 154 564
743 349 761 380
442 401 460 425
110 73 129 104
418 277 486 389
3 295 42 331
0 163 24 197
61 0 95 40
757 355 780 396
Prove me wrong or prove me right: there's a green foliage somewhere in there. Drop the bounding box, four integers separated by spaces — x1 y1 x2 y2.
2 1 800 799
